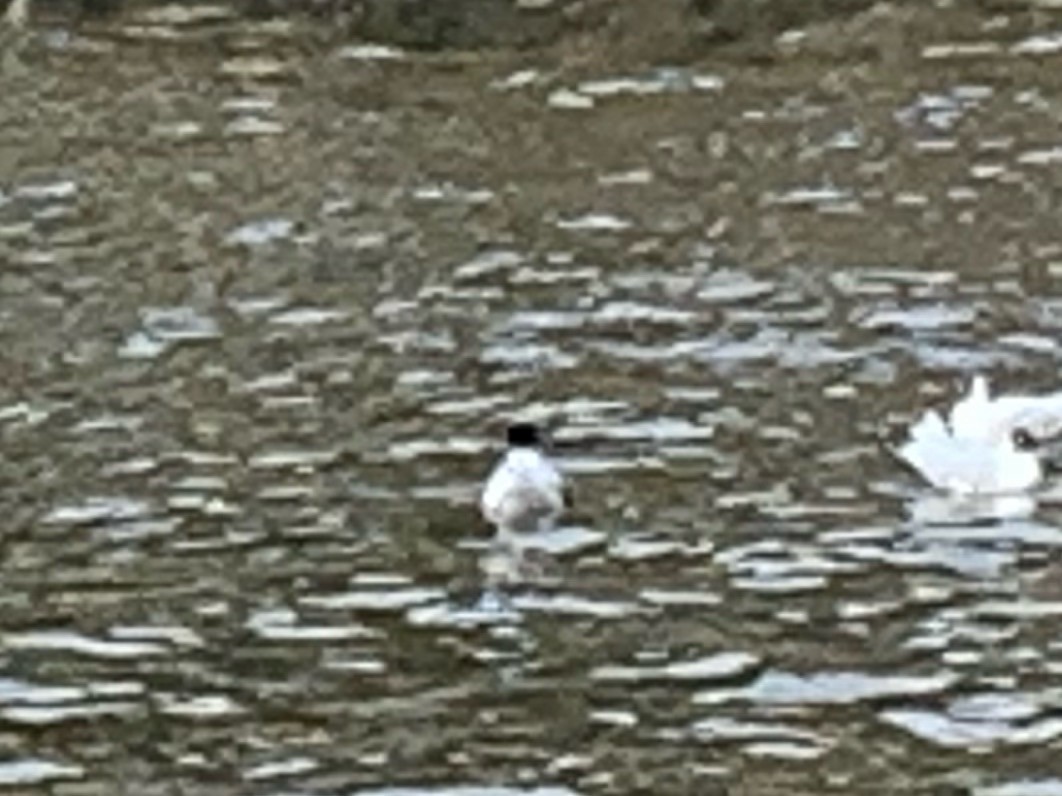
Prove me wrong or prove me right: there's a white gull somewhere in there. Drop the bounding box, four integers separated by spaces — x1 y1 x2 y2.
899 375 1062 495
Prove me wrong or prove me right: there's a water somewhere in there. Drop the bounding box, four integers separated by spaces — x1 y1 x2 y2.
4 2 1062 793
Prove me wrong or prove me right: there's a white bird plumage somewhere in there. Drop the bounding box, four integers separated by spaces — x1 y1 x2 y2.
480 422 566 548
899 375 1062 495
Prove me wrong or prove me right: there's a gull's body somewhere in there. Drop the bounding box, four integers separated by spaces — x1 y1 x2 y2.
899 409 1040 495
480 423 567 578
899 375 1062 495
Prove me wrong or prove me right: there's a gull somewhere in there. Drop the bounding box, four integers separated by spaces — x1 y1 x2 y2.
898 375 1062 495
480 422 568 578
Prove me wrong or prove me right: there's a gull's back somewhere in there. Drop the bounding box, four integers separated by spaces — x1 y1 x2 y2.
481 448 565 534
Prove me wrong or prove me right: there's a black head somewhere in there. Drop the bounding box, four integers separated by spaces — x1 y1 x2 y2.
1012 427 1039 452
506 422 542 448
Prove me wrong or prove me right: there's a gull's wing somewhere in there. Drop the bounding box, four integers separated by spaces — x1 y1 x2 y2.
948 375 991 440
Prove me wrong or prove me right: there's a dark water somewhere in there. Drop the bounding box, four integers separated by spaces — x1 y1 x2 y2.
4 3 1062 794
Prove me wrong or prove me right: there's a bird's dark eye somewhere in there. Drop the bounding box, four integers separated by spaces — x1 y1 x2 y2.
1013 428 1038 451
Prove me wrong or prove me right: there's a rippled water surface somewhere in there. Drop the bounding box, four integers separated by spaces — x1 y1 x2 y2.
5 2 1062 793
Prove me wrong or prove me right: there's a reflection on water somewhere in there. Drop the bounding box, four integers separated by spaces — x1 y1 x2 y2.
5 0 1062 793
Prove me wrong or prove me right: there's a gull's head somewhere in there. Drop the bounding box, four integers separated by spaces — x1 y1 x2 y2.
506 422 542 449
1010 411 1062 475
